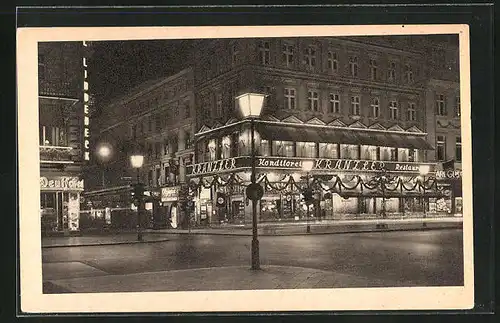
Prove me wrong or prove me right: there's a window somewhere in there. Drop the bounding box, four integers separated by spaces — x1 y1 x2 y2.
388 61 396 81
408 149 418 162
327 52 338 71
351 96 360 116
436 94 446 116
455 136 462 162
349 56 359 77
371 97 380 118
155 114 161 131
155 142 161 158
221 136 231 158
404 64 414 83
38 54 46 79
232 43 239 65
389 148 398 161
215 93 223 117
132 124 137 140
148 117 153 133
296 142 317 157
370 59 378 80
259 139 270 156
305 46 316 68
362 145 378 160
319 143 339 158
163 140 170 156
284 88 296 109
185 102 191 119
282 44 294 67
341 144 359 159
455 96 461 117
208 139 217 161
258 41 271 65
185 131 193 149
436 135 446 161
329 93 340 113
39 125 67 146
407 102 417 121
147 142 153 158
308 90 319 111
273 141 294 157
389 100 398 120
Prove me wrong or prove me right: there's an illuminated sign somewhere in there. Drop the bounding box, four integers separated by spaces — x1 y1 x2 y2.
40 176 84 191
187 156 435 176
83 42 90 161
161 186 179 202
436 169 462 179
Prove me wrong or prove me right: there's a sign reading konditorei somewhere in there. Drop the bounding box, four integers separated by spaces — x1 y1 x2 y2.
40 176 84 191
187 156 435 176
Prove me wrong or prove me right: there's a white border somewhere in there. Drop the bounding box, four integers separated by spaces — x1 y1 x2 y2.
17 24 474 313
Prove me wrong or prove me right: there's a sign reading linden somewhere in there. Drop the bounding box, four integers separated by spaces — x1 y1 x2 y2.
40 176 84 191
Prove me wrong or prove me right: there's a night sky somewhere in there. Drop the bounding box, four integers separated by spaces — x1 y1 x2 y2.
88 40 194 115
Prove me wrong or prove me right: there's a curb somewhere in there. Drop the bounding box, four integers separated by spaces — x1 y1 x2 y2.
42 238 170 249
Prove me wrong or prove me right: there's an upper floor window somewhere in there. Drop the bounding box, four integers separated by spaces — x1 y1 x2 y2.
155 142 161 158
284 88 296 109
258 41 271 65
404 64 414 83
455 96 461 117
329 93 340 113
282 44 294 67
455 136 462 162
389 100 399 120
371 97 380 118
350 95 360 116
388 61 396 81
407 102 417 121
369 59 378 80
185 131 193 150
163 139 170 156
38 54 46 79
304 46 316 68
132 124 137 140
39 125 67 146
349 56 359 77
327 51 338 72
436 135 446 161
231 43 239 65
155 114 161 131
436 94 446 116
308 90 319 111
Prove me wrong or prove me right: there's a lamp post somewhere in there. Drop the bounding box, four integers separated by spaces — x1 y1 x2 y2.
96 143 112 188
130 153 145 241
374 168 389 229
419 164 430 227
302 160 314 233
237 92 265 271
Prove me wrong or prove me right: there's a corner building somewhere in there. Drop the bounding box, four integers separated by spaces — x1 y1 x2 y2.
187 37 450 225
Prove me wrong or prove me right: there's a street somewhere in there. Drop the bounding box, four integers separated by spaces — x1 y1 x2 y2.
42 229 464 291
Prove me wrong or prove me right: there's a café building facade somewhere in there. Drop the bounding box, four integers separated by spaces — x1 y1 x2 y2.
187 115 441 225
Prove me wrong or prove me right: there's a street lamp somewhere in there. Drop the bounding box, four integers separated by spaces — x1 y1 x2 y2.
373 168 390 229
96 142 112 188
237 92 265 271
130 152 145 241
419 164 430 227
302 160 314 233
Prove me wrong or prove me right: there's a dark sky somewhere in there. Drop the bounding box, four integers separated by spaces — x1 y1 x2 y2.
88 39 193 113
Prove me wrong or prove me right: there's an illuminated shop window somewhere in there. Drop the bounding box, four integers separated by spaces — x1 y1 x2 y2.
319 143 339 158
341 144 359 159
273 141 294 157
361 145 377 160
296 142 317 157
259 139 270 156
221 136 231 159
208 139 217 161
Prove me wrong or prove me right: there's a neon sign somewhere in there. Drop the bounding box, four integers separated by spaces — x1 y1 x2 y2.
83 42 90 161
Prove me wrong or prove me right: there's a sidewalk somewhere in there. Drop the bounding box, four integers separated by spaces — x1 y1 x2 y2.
43 265 399 294
42 233 169 248
150 217 463 236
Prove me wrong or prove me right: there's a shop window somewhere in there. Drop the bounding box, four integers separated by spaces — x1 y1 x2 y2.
308 90 319 111
296 142 316 158
329 93 340 113
455 136 462 162
341 144 359 159
282 43 294 67
259 139 270 156
389 148 398 161
273 141 294 157
221 136 231 158
361 145 377 160
436 135 446 161
208 139 217 161
319 143 339 158
398 148 408 161
436 94 446 116
380 147 390 161
328 51 338 72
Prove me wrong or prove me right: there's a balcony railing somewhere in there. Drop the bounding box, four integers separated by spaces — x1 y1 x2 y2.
40 145 74 163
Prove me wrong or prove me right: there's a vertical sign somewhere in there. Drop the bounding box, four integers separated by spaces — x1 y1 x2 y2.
83 41 90 161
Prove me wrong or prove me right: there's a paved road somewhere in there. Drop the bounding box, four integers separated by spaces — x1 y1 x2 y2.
42 229 463 287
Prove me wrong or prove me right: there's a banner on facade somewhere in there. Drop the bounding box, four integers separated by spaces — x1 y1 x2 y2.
187 156 436 176
40 176 84 191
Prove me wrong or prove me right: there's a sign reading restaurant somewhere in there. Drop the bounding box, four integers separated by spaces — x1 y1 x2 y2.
187 156 435 176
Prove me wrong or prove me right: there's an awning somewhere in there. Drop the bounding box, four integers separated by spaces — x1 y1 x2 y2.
254 123 434 150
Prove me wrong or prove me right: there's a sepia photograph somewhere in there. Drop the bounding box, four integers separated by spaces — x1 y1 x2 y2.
17 24 474 313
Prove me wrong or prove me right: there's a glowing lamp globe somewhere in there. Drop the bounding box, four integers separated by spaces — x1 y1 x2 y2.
236 93 266 118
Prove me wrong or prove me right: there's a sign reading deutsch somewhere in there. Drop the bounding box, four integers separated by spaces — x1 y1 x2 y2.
40 177 84 191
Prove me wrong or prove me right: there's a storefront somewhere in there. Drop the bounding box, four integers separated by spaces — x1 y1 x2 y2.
160 186 179 228
40 175 84 233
